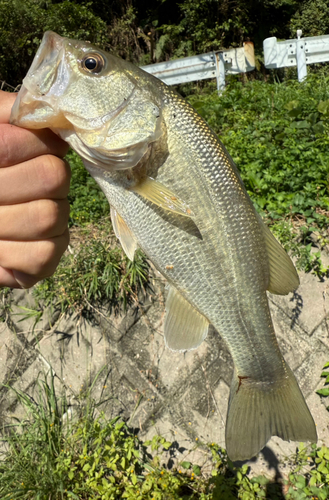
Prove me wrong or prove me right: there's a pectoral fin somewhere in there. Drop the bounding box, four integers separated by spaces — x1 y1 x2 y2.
111 207 138 261
257 215 299 295
131 177 193 218
164 286 209 351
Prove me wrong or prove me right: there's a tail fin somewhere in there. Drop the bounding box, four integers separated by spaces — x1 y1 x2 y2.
225 365 317 462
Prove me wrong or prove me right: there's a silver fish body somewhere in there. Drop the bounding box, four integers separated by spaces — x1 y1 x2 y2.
10 32 317 460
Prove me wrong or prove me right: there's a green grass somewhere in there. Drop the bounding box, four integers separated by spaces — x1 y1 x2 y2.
32 222 149 317
0 370 328 499
67 151 109 227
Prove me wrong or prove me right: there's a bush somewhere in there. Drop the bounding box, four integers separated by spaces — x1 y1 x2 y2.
1 371 328 499
188 73 329 221
187 73 329 276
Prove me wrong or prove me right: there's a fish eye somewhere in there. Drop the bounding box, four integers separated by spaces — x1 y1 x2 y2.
81 53 105 74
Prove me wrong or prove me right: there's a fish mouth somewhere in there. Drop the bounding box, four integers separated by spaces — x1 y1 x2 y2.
10 32 71 129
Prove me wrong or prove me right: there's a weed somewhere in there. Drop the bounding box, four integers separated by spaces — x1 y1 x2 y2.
285 443 329 499
188 76 329 216
33 222 149 317
316 361 329 401
0 287 13 323
0 370 327 499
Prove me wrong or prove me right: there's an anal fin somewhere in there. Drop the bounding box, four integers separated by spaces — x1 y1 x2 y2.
164 286 209 351
111 207 138 261
131 177 193 218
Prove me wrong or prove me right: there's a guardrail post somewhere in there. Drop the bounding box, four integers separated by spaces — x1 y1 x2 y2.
296 30 307 82
215 52 226 94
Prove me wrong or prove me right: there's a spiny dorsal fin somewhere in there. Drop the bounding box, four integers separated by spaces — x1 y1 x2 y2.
111 207 138 261
164 286 209 351
130 177 194 218
257 214 299 295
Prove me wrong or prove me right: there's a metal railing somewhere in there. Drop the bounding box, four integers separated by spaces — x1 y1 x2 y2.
141 29 329 91
141 42 255 93
264 30 329 81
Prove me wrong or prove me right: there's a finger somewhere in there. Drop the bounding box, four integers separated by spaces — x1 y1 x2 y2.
0 90 17 123
0 229 70 282
0 124 69 167
0 156 71 204
0 267 23 288
0 267 39 289
12 270 45 289
0 199 70 240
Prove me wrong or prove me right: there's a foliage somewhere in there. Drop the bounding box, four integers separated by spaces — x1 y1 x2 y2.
1 370 327 500
105 6 144 63
290 0 329 38
0 0 107 86
2 0 329 88
316 361 329 400
32 223 149 316
187 73 329 275
188 73 329 220
67 151 109 226
285 443 329 499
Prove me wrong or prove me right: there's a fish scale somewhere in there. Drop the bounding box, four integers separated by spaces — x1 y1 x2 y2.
10 31 317 461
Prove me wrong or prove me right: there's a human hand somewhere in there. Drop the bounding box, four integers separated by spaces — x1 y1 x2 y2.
0 90 71 288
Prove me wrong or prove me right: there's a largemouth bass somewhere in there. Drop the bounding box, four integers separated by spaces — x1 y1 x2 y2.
10 31 317 461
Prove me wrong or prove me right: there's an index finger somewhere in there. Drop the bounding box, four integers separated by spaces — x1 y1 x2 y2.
0 91 69 165
0 124 69 167
0 90 17 123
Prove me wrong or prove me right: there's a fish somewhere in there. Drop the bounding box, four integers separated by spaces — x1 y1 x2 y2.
10 31 317 461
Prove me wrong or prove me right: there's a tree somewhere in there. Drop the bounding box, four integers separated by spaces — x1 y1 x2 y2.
0 0 107 86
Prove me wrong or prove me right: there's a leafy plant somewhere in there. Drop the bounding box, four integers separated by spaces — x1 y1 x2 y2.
187 73 329 277
33 223 149 316
316 361 329 400
285 443 329 499
2 370 329 499
0 0 107 86
67 151 109 227
188 73 329 221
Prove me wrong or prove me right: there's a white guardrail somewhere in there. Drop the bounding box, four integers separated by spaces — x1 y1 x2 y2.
140 30 329 91
141 42 255 93
264 30 329 81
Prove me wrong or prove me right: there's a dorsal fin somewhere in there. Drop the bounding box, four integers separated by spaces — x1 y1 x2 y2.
164 286 209 351
257 214 299 295
111 207 138 261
